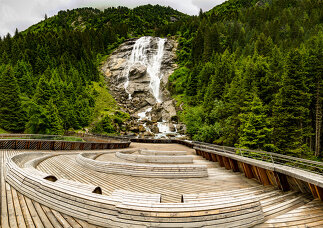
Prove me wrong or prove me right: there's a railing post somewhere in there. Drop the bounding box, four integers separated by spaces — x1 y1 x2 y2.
270 154 274 164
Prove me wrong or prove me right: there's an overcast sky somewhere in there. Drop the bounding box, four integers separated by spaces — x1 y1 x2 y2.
0 0 226 37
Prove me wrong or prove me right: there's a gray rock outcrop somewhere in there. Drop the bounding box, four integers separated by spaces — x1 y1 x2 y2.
101 36 182 136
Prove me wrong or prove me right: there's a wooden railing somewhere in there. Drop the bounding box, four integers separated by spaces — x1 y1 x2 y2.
0 134 131 150
192 142 323 175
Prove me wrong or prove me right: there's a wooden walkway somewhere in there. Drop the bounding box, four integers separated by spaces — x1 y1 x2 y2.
0 143 323 227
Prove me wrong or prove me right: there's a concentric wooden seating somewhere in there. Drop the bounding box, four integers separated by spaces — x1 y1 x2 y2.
139 150 187 156
76 152 208 178
2 140 323 227
115 150 194 163
4 152 265 227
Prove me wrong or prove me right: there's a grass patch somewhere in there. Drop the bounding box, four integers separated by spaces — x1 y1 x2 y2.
0 135 84 142
91 81 118 121
0 128 8 134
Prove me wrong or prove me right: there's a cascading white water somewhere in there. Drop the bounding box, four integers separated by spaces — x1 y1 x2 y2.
123 36 151 99
148 38 166 103
123 36 166 103
122 36 182 138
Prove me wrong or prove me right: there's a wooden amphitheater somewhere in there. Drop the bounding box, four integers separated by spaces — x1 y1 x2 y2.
1 134 323 227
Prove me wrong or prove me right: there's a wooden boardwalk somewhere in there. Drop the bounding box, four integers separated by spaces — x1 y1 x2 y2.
1 143 323 227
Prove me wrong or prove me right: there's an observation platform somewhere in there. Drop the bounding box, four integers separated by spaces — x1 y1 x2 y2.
1 134 323 227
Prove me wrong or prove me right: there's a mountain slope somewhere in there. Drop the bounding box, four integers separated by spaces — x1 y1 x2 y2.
157 0 322 157
0 5 186 135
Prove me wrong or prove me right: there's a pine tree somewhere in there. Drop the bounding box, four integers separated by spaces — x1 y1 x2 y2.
238 93 273 150
0 65 26 132
47 99 64 135
272 49 311 154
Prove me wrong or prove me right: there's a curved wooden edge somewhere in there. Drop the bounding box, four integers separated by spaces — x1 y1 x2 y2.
5 152 265 227
115 150 194 164
76 152 208 178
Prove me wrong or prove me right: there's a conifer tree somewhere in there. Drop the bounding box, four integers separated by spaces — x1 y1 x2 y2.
0 65 26 132
238 93 273 150
47 99 64 135
272 49 311 154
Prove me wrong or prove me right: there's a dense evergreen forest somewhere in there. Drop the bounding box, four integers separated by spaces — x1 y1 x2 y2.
0 5 186 135
157 0 322 158
0 0 322 158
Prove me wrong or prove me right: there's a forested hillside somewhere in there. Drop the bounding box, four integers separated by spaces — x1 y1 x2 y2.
0 0 321 158
0 5 186 135
156 0 322 157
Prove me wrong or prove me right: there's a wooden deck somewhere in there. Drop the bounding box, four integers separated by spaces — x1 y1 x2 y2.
1 143 323 227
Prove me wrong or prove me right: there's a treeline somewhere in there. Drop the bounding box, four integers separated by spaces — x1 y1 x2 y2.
157 0 322 157
0 5 184 135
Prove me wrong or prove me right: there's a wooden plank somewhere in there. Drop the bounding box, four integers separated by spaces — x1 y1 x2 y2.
314 185 323 201
33 201 55 228
309 183 319 199
24 197 45 228
210 154 217 162
266 170 276 186
228 159 239 172
6 183 19 228
205 152 211 161
17 191 35 228
242 163 254 179
222 157 231 170
252 166 260 182
40 205 64 228
1 151 10 228
274 171 290 192
216 155 225 167
11 187 27 228
257 167 271 186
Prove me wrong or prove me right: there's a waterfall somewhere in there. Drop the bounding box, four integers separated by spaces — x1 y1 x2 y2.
121 36 182 138
123 36 166 102
148 38 166 103
123 36 151 99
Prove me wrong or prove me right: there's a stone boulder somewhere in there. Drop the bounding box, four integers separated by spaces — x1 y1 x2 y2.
129 63 147 80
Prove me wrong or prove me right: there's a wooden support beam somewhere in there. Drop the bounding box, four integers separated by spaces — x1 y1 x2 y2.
202 151 206 158
274 172 290 191
266 170 276 186
222 157 231 170
228 158 239 172
315 185 323 201
242 163 254 179
206 152 212 161
257 167 271 186
216 155 225 167
252 166 260 182
210 154 217 162
309 183 319 199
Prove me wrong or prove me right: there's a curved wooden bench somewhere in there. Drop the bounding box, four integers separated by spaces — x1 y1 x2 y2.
139 150 188 156
115 150 194 164
6 163 264 226
76 152 208 178
4 152 265 227
111 190 161 203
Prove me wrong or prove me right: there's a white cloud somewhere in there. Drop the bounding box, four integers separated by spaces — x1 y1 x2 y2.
0 0 223 37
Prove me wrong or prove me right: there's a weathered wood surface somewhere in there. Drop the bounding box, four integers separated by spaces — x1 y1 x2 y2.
1 142 323 227
0 139 130 150
4 151 265 227
76 151 208 178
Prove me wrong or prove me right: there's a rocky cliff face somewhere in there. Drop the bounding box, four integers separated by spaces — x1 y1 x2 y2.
101 36 185 137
